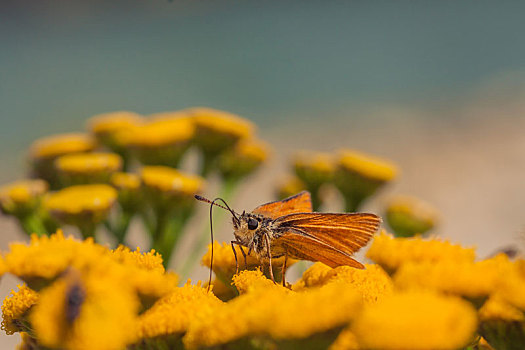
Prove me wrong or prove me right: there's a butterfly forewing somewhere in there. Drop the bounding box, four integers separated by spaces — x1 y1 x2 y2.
274 212 381 268
252 191 313 219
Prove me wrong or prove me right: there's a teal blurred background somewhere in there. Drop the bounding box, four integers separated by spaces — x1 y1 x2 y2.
1 1 525 346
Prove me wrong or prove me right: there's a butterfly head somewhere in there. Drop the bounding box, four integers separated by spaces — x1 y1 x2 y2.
233 211 265 246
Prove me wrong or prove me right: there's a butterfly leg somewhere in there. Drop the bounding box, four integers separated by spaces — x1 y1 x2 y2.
282 249 288 287
238 245 248 270
231 241 249 274
230 241 240 275
263 233 276 284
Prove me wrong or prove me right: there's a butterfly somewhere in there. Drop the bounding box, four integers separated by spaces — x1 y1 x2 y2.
195 191 381 286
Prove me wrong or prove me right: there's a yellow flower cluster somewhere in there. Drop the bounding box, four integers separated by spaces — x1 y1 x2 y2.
386 194 439 236
0 180 48 216
1 231 181 350
367 231 475 273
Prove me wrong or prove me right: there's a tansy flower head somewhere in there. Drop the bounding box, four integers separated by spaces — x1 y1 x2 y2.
3 230 109 290
184 282 361 349
294 263 393 305
190 107 255 154
124 114 194 167
140 166 204 210
330 328 360 350
1 285 38 335
44 184 117 237
386 195 439 237
137 283 223 345
30 268 140 350
394 254 514 306
276 175 307 200
334 149 399 212
86 111 143 151
232 269 288 295
367 231 475 274
110 246 165 274
217 138 270 181
352 290 478 350
54 152 122 187
0 179 48 216
29 133 96 188
201 241 293 287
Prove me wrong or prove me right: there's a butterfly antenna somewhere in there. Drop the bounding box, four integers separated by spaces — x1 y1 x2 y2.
194 194 240 225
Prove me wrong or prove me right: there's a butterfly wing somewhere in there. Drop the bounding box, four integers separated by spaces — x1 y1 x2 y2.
252 191 313 219
274 212 381 268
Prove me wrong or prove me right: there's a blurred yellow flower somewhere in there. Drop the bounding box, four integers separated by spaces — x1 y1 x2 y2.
352 290 478 350
184 281 361 349
87 111 143 149
218 138 270 181
110 171 140 192
30 133 96 160
141 166 204 198
329 328 360 350
30 268 140 350
367 231 475 274
29 133 96 187
0 179 48 216
294 263 393 305
190 107 255 153
44 184 117 237
386 195 439 237
394 254 513 304
137 282 223 341
480 294 524 322
335 149 399 211
54 152 122 186
276 175 307 200
3 231 109 290
124 114 194 167
1 285 38 335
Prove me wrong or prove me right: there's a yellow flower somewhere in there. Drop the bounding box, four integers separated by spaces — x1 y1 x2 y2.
44 184 117 235
30 268 140 350
137 282 223 342
394 254 514 305
190 107 255 154
217 138 270 181
232 269 288 295
480 294 524 322
29 133 97 187
110 245 165 273
334 149 398 211
184 282 361 349
293 263 393 305
386 195 439 237
352 290 478 350
201 241 293 287
207 278 237 301
1 285 38 335
3 230 109 290
124 114 194 167
366 231 475 274
141 166 204 211
276 175 307 200
0 179 48 216
86 111 143 150
54 152 122 186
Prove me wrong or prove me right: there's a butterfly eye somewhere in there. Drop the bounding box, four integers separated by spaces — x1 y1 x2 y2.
247 218 258 230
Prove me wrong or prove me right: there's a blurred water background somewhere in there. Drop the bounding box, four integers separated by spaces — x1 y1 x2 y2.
1 1 525 347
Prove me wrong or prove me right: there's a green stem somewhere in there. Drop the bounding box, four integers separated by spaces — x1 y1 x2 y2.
154 214 187 268
344 194 365 213
199 152 217 177
79 222 97 241
179 178 239 278
114 211 134 245
19 214 48 236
